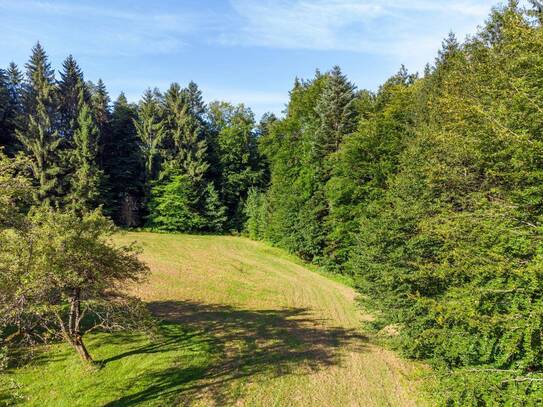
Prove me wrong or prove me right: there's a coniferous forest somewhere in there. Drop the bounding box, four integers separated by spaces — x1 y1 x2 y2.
2 1 543 405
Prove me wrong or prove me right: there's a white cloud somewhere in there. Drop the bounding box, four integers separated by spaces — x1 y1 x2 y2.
0 0 203 56
220 0 498 68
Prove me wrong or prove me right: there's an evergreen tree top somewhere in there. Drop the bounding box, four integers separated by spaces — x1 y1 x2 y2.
25 41 54 83
59 55 84 85
7 62 23 86
115 92 128 107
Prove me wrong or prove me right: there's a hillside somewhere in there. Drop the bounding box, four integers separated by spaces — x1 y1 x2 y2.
1 232 423 406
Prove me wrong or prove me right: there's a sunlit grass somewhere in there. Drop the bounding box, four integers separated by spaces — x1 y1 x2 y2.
1 232 425 406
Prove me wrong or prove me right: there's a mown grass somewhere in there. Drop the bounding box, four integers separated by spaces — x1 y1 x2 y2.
1 232 425 406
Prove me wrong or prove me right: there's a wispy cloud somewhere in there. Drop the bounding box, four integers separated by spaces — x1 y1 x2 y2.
219 0 498 67
0 0 204 56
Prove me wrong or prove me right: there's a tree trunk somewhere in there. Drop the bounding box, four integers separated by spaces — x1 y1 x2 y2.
72 333 93 362
68 287 93 363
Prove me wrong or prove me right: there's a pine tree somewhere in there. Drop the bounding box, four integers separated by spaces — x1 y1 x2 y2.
314 66 357 162
91 79 111 170
69 87 103 212
91 79 110 134
6 62 23 90
103 93 143 226
0 69 12 150
184 81 206 120
17 42 61 202
162 82 209 182
151 82 213 232
58 55 85 141
134 88 165 192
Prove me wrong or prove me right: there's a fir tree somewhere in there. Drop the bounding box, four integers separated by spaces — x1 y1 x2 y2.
162 82 209 182
91 79 111 170
4 63 24 154
103 93 143 226
0 69 12 150
184 81 206 120
134 88 165 192
68 87 103 212
313 66 357 162
58 55 85 141
16 42 61 202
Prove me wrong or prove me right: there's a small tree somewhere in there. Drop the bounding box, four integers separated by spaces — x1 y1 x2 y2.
146 174 203 232
0 207 150 363
203 182 227 233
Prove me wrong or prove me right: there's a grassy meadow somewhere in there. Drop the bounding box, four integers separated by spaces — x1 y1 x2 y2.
1 232 425 406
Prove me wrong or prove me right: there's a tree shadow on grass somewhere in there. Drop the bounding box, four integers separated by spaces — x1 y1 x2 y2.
104 300 368 406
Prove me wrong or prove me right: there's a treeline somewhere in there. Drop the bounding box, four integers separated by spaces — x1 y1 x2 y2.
0 44 266 231
246 3 543 405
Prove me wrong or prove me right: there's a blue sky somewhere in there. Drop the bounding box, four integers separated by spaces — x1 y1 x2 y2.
0 0 500 118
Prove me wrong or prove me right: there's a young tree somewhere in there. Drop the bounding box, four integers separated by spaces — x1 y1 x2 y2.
0 207 150 363
146 174 203 231
203 182 227 232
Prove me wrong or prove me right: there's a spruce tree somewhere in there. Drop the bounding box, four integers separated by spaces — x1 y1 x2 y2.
0 69 12 150
314 66 357 162
91 79 110 135
3 63 24 154
90 79 111 170
162 82 208 182
17 42 61 202
104 93 143 226
58 55 85 141
134 88 165 190
184 81 206 121
69 87 103 212
151 82 211 232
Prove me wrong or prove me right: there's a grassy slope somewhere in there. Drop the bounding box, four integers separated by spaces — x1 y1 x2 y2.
1 232 424 406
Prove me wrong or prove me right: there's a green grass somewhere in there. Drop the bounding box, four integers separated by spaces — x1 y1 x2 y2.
1 232 426 406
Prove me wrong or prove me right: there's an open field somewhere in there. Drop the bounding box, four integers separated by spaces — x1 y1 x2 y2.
1 232 425 406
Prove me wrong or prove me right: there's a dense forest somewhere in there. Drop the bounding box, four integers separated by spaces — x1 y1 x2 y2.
2 1 543 404
246 3 543 405
0 46 267 232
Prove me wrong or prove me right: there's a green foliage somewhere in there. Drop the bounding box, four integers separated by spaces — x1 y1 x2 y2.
58 55 85 141
146 174 203 232
102 93 143 226
68 87 103 213
16 42 61 203
0 149 32 226
255 4 543 404
210 102 264 230
244 188 268 240
134 88 166 190
0 206 150 361
203 182 227 232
